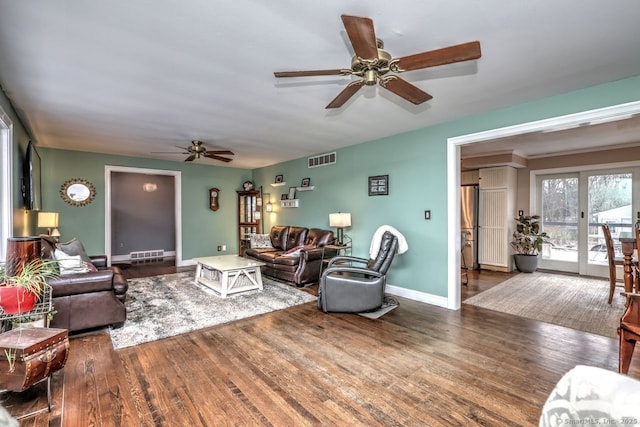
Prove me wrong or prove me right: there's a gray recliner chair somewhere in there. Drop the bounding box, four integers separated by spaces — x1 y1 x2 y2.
318 231 399 313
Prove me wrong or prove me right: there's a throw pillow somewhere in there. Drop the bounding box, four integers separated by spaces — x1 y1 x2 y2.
58 238 92 264
250 234 273 249
53 249 91 275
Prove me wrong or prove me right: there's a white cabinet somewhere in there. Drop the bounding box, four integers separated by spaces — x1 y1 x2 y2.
478 166 517 271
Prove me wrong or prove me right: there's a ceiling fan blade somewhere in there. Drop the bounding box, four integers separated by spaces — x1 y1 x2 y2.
204 153 233 163
208 150 234 156
274 69 345 78
325 81 364 109
151 151 189 154
184 155 197 162
380 76 432 105
341 14 378 60
394 41 481 72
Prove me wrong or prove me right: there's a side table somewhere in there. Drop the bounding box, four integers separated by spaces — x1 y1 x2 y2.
319 244 352 280
0 328 69 419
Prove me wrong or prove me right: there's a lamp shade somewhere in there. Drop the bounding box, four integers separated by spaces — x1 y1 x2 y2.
329 212 351 228
37 212 59 228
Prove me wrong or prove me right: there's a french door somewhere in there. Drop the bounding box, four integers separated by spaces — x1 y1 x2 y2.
537 167 640 277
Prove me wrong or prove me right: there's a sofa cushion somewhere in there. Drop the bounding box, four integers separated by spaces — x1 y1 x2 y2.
272 255 301 266
305 228 335 247
286 227 308 250
40 234 58 259
270 226 289 250
59 238 92 264
245 249 282 263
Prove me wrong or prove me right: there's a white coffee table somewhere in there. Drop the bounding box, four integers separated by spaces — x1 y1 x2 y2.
193 255 265 297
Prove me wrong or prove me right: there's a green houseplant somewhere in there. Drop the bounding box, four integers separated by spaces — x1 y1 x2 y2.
510 214 548 273
0 259 57 315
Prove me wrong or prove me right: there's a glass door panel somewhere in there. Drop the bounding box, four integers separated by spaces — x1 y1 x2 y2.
584 172 633 276
538 174 579 272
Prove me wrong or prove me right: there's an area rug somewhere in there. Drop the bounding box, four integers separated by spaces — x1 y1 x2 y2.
463 272 626 339
109 272 316 349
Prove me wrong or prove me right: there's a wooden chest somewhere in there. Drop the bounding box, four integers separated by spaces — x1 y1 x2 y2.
0 328 69 392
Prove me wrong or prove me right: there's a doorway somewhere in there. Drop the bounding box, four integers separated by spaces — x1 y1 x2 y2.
536 166 640 278
104 165 183 266
448 100 640 310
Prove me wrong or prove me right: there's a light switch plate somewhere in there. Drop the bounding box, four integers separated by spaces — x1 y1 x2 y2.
424 210 431 220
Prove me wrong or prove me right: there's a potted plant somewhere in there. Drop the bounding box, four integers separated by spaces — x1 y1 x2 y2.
510 214 548 273
0 259 57 315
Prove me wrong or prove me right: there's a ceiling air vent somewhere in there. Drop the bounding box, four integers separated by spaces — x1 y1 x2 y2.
308 152 336 168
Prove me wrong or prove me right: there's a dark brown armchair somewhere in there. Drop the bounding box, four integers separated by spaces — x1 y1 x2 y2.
40 236 128 333
318 231 399 313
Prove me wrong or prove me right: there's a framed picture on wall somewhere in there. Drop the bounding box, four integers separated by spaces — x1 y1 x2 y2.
301 178 311 187
368 175 389 196
288 187 297 200
275 174 284 183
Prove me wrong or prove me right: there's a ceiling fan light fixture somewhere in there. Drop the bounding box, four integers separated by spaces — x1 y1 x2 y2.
364 69 377 86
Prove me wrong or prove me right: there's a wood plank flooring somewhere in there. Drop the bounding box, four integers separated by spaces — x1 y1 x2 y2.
2 263 639 426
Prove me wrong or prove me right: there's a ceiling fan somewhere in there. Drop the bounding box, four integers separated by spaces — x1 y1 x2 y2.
153 140 234 163
274 14 481 109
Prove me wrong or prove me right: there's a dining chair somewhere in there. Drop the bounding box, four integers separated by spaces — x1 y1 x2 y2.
602 223 626 304
619 291 640 374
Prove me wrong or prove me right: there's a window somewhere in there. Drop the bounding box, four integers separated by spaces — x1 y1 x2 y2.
0 106 13 261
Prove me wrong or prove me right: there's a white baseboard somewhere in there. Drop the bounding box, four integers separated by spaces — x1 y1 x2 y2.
385 283 450 309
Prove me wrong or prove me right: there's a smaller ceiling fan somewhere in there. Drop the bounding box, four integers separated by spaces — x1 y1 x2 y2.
274 14 481 109
153 140 234 163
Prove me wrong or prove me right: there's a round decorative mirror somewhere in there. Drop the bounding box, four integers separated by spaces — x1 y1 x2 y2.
60 178 96 206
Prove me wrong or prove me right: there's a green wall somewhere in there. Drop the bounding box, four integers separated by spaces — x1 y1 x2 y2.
253 74 640 299
8 74 640 302
37 148 249 259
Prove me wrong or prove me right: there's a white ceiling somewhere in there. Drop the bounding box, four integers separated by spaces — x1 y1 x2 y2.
1 1 639 169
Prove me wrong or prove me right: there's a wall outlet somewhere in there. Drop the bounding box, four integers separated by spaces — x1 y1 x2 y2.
424 210 431 220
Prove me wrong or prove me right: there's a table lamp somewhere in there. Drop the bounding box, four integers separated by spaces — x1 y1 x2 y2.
38 211 60 239
329 212 351 245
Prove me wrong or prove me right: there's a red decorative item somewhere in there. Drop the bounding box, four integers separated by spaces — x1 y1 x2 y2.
0 286 37 315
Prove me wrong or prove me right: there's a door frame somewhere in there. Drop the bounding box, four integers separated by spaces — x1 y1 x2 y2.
447 100 640 310
0 107 12 261
104 165 183 266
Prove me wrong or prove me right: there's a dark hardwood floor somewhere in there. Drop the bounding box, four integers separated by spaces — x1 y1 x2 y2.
3 263 639 426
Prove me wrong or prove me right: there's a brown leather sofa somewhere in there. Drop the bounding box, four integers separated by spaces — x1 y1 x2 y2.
40 236 128 333
244 225 337 286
